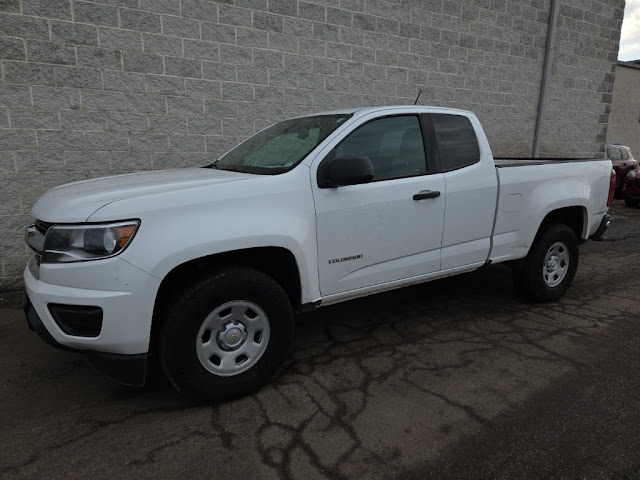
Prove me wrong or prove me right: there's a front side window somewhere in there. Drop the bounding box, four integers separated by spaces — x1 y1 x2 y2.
332 115 427 181
432 114 480 171
213 114 351 174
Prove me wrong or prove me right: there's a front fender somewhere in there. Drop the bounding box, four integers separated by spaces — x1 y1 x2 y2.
129 209 318 304
90 168 321 304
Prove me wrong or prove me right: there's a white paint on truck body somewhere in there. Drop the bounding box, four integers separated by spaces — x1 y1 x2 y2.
24 105 612 355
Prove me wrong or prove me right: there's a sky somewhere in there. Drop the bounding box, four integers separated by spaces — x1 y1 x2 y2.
619 0 640 60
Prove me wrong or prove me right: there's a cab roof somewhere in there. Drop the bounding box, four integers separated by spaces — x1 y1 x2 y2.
298 105 474 118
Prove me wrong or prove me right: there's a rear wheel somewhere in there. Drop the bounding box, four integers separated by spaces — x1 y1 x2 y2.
625 198 639 207
159 267 294 403
512 224 579 302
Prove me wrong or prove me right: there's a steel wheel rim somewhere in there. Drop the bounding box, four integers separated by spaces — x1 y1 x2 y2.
542 241 570 287
196 300 270 377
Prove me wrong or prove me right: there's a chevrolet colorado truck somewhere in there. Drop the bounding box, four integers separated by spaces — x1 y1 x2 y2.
23 106 615 402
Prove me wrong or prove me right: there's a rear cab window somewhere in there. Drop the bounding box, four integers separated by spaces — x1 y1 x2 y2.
430 113 480 172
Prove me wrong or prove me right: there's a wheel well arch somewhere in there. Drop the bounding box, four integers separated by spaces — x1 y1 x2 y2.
536 206 587 243
149 247 302 352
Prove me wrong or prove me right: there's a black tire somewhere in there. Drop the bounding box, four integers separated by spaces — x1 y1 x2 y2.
625 198 639 207
159 267 294 403
512 224 579 303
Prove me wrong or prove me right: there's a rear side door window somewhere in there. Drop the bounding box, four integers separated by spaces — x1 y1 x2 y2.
431 114 480 172
333 116 427 181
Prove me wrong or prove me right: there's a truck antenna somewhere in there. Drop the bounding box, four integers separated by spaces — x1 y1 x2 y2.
414 89 422 105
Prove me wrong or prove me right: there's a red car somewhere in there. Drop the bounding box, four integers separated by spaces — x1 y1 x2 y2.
622 166 640 207
607 144 637 197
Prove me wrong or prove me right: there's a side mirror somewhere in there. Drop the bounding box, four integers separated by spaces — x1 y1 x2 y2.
317 155 374 188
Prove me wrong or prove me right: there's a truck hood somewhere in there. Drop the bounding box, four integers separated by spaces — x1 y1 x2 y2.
32 168 253 222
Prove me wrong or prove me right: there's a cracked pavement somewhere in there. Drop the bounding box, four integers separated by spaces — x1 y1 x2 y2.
1 200 640 480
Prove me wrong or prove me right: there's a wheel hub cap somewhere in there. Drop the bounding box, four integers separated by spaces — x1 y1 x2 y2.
218 322 247 351
195 300 270 377
543 242 570 288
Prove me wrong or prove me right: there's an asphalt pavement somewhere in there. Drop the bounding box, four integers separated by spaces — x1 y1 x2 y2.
1 200 639 480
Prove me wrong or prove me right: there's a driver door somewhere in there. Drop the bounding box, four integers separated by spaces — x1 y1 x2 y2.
311 114 446 297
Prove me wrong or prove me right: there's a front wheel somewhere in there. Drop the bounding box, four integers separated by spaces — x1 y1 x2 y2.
159 267 294 403
512 224 579 302
625 198 639 207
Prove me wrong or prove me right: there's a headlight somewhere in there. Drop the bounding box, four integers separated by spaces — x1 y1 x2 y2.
42 221 140 263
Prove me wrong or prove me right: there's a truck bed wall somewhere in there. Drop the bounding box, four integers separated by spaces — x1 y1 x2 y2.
490 160 612 264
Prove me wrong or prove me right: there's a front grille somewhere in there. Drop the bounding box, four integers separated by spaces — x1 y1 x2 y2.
35 220 53 236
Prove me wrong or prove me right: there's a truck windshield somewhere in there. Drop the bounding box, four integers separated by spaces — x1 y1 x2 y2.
211 114 352 174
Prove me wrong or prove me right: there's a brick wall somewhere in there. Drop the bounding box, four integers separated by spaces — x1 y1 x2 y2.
607 63 640 155
0 0 624 291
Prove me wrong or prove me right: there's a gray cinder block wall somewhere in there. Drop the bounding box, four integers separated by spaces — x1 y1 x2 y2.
607 61 640 155
0 0 624 291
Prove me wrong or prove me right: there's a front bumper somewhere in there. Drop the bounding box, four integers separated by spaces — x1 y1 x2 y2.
23 254 161 385
24 256 160 354
24 293 148 386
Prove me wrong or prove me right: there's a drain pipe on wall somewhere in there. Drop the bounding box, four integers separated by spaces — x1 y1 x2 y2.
532 0 560 158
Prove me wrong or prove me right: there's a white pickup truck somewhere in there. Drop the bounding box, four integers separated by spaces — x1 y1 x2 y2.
24 106 615 402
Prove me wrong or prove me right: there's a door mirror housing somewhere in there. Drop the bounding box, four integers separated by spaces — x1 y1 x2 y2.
317 155 374 188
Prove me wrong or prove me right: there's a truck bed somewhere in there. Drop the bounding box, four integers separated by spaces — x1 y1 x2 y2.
489 157 612 264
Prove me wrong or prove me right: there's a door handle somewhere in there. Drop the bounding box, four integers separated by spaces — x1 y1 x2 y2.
413 190 441 200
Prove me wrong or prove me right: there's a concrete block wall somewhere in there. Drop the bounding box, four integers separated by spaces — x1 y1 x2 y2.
542 0 624 157
607 63 640 155
0 0 624 290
